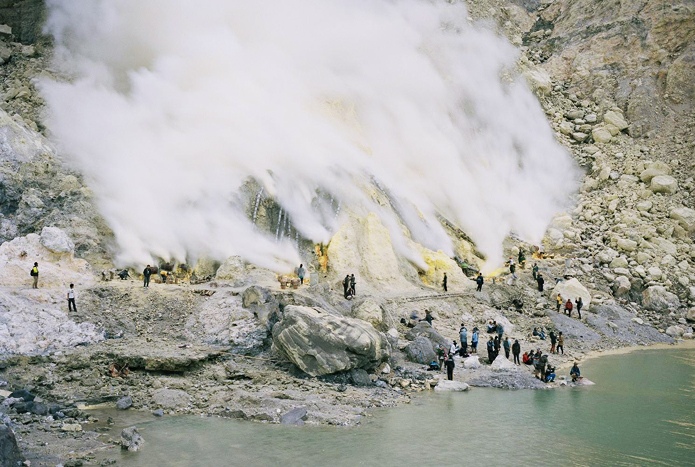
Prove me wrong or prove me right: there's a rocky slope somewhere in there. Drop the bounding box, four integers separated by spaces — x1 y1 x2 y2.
0 0 694 464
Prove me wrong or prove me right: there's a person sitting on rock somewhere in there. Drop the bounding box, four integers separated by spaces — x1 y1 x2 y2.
420 309 435 326
532 327 546 340
570 362 582 382
487 320 497 333
449 340 459 357
565 299 573 317
522 350 532 365
545 364 556 383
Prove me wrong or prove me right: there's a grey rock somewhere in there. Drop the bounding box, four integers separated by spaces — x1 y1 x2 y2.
120 426 145 452
272 305 390 376
152 409 164 417
405 322 449 348
349 368 372 387
116 396 133 410
0 423 24 466
642 286 680 312
152 389 190 409
404 336 437 364
280 407 308 425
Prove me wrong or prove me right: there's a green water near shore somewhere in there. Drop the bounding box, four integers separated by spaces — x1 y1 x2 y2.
113 347 695 466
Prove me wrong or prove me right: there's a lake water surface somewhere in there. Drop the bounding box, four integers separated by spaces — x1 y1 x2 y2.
111 346 695 466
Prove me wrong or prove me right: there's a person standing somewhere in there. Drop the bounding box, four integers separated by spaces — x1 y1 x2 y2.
556 294 563 312
297 264 306 285
459 324 468 356
476 273 484 292
343 275 350 298
442 272 448 292
575 297 583 319
67 283 77 312
536 273 544 292
349 274 356 297
503 336 511 359
486 337 495 363
471 328 479 353
445 353 455 381
493 336 501 361
557 332 564 355
496 322 504 341
532 263 539 280
549 331 557 354
518 249 526 268
565 299 573 317
143 265 152 288
512 339 521 365
30 262 39 289
509 258 517 279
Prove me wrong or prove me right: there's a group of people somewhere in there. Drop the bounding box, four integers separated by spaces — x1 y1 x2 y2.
556 293 583 319
28 262 78 312
521 349 557 383
342 274 356 299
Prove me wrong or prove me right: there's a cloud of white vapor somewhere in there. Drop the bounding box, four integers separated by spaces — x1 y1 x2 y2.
40 0 578 271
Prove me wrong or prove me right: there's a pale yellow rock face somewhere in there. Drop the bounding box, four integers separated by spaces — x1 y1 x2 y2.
410 243 473 292
327 212 410 291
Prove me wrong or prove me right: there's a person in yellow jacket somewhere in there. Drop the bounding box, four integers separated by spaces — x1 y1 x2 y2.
556 293 563 312
30 262 39 289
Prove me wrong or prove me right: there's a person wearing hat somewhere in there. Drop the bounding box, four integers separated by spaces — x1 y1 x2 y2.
570 362 581 382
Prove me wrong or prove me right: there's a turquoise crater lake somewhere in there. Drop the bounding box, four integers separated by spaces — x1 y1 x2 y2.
111 346 695 466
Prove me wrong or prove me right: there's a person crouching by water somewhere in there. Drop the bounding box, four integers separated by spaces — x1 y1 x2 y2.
444 352 455 381
570 362 582 382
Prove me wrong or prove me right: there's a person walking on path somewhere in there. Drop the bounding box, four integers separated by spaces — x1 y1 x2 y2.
343 275 350 298
143 265 152 288
532 263 539 280
459 324 468 356
349 274 356 297
575 297 583 319
509 258 517 280
496 322 504 341
549 331 557 354
556 294 563 312
503 336 511 359
476 273 484 292
30 262 39 289
445 353 455 381
518 249 526 268
557 332 564 355
67 283 77 312
512 339 521 365
442 272 448 292
486 337 495 363
297 264 306 285
471 328 479 353
565 299 573 317
536 273 544 292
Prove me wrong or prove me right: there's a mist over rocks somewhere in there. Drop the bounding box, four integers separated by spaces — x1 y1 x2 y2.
38 0 578 270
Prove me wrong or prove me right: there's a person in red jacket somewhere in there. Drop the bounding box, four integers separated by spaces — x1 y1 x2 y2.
564 299 573 317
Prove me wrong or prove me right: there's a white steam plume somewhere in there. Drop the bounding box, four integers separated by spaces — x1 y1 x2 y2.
40 0 579 271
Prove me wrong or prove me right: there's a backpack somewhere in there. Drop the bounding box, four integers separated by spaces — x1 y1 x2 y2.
30 267 38 277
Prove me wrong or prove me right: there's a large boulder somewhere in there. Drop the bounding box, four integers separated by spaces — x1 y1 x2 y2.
405 322 449 349
215 256 247 285
351 298 385 330
433 380 469 392
152 389 191 409
640 161 671 183
642 286 680 312
686 308 695 323
404 336 437 364
462 355 481 369
272 306 390 376
0 423 25 466
551 278 591 308
39 226 75 254
491 355 517 372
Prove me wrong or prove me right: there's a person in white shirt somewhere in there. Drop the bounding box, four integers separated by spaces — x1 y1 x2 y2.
67 283 77 312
